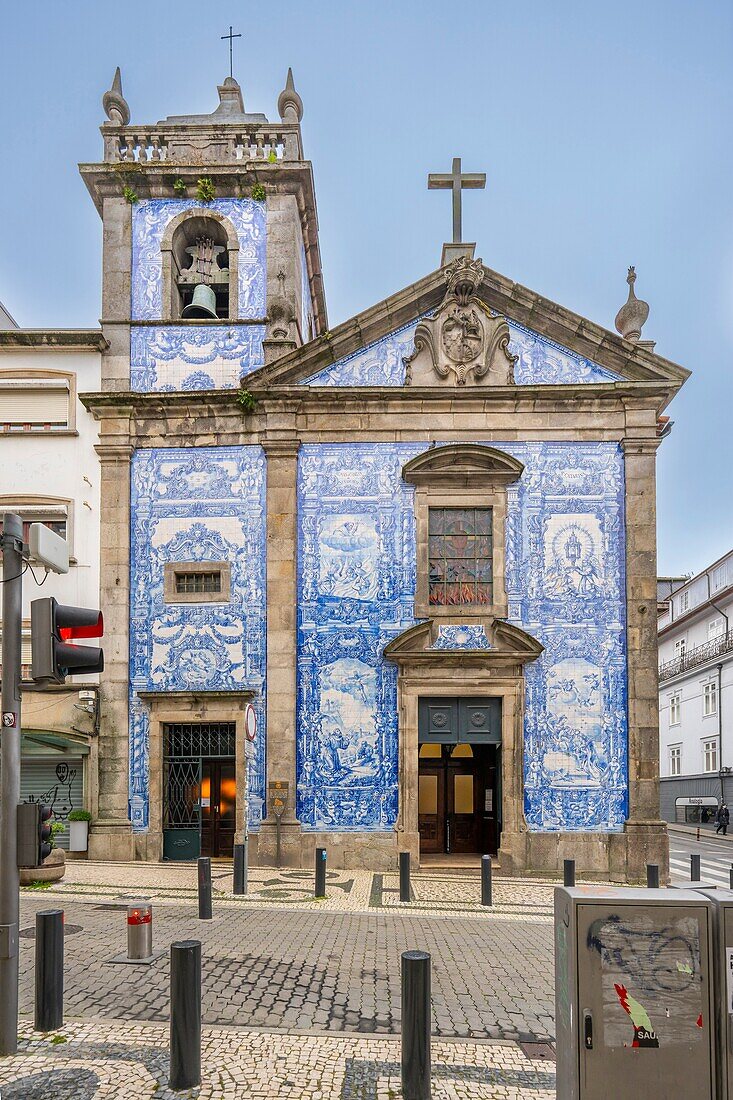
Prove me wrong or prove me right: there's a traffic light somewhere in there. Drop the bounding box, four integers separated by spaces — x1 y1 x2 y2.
31 597 104 684
16 803 54 868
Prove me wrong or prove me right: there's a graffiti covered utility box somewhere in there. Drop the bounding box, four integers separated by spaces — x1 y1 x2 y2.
555 887 716 1100
700 889 733 1099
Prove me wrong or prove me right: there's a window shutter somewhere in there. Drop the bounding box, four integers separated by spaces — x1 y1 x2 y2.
1 386 69 426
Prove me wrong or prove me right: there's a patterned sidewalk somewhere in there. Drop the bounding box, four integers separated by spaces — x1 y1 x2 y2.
0 1018 556 1099
37 860 559 919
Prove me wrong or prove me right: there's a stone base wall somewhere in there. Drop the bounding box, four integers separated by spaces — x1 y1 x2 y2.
499 821 670 883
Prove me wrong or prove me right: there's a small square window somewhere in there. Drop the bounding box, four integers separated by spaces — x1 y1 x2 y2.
164 561 231 604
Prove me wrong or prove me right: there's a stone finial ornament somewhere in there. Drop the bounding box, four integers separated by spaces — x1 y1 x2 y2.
278 68 303 124
102 67 130 126
403 256 517 386
614 266 650 342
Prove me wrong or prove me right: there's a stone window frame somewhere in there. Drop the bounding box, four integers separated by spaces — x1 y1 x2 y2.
159 208 240 322
402 444 524 622
0 368 77 434
163 561 231 604
0 494 76 562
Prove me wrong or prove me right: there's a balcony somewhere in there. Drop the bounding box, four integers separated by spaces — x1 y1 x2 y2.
659 631 733 682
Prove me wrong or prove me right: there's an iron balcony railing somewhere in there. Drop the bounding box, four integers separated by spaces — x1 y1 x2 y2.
659 630 733 682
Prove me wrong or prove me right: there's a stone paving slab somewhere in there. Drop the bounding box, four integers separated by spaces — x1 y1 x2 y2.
0 1018 557 1098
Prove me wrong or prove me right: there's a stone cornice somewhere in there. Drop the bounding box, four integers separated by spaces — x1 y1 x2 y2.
0 329 107 351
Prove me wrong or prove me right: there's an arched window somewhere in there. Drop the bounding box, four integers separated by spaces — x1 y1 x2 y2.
161 211 239 321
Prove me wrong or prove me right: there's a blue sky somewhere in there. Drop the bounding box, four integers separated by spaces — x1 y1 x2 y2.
0 0 731 576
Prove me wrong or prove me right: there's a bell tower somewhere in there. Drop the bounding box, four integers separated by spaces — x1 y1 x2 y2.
81 66 327 393
79 68 327 861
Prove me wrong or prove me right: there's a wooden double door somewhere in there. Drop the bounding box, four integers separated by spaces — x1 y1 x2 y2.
200 759 236 858
418 743 500 854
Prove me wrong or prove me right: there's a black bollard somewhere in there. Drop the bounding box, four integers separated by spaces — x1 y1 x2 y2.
233 841 248 896
169 940 201 1090
646 863 659 889
35 909 63 1032
399 851 411 903
563 859 576 888
401 950 431 1100
481 854 492 907
315 847 327 898
730 864 733 891
690 853 701 882
198 856 212 920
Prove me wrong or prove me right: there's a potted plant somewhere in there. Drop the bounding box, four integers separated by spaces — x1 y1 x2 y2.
67 809 92 853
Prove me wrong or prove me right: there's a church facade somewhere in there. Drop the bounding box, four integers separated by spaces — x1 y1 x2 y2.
82 70 688 878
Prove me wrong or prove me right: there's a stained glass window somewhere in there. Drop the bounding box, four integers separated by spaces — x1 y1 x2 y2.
428 507 493 606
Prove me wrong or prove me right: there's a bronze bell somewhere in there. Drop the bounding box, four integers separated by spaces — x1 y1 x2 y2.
181 283 219 319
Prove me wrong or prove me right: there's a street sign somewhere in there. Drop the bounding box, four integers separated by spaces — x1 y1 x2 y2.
244 703 257 743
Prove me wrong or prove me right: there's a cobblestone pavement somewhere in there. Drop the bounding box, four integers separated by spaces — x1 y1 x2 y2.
17 885 555 1042
0 1018 556 1098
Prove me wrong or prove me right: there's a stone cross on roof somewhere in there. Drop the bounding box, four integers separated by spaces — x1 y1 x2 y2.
428 157 486 245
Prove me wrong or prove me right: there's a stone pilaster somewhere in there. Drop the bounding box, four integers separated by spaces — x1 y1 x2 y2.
87 439 135 860
100 196 132 392
256 438 302 865
623 437 669 881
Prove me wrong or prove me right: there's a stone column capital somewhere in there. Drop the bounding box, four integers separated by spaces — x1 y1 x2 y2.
95 442 134 464
261 438 301 459
621 439 660 456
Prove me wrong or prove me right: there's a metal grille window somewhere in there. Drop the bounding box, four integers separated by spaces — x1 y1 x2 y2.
428 507 493 606
703 739 718 773
174 570 221 595
163 723 236 832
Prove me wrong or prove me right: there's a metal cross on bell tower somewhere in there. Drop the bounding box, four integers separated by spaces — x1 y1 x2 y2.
221 26 242 79
428 157 486 264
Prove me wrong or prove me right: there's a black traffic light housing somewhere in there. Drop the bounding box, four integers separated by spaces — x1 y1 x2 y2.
17 803 54 868
31 597 104 684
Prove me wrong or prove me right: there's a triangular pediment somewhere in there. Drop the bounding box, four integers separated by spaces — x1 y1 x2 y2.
245 260 689 394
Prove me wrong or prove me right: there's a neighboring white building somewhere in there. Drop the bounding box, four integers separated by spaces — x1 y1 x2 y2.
0 298 18 328
0 329 104 846
658 550 733 826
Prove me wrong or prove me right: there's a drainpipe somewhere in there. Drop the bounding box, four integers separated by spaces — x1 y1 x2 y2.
710 592 728 803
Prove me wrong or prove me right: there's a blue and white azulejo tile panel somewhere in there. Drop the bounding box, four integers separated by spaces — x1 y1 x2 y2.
128 446 267 831
130 325 266 392
302 320 420 386
504 442 628 831
131 199 266 320
295 440 628 835
296 443 424 830
300 317 621 387
432 624 492 650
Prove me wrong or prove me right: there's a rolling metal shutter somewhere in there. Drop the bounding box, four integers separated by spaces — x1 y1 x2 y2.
1 385 69 426
20 759 83 849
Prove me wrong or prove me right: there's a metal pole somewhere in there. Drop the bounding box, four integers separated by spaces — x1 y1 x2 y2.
401 950 431 1100
276 817 281 869
563 859 576 888
169 940 201 1090
233 841 248 895
197 856 212 920
646 864 659 889
691 853 701 882
315 847 327 898
399 851 411 903
35 909 63 1032
0 512 23 1054
481 854 492 906
729 864 733 891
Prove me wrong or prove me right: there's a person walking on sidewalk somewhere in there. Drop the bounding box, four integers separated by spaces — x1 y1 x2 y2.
716 803 730 835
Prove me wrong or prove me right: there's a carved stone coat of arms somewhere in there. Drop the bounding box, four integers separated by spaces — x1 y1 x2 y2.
403 257 517 386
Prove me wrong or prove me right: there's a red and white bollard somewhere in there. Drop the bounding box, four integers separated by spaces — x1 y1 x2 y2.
127 901 153 960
